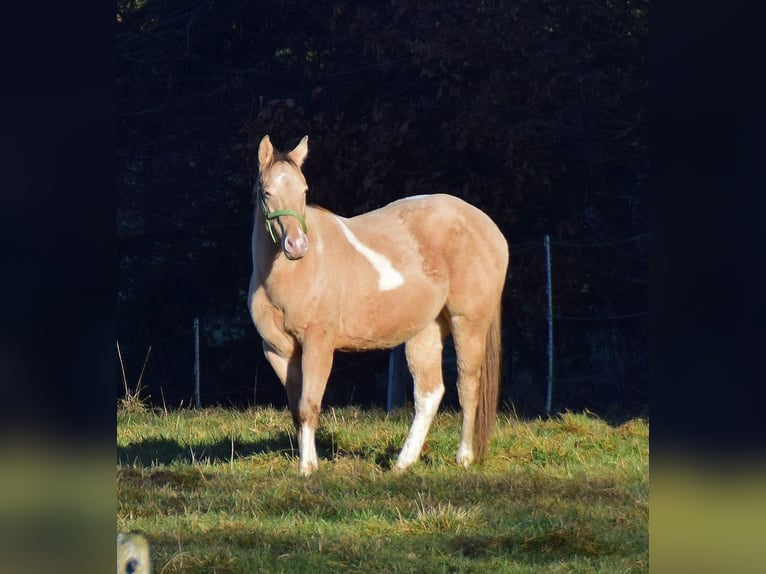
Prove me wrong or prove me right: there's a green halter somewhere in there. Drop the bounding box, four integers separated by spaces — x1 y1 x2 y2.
257 188 308 244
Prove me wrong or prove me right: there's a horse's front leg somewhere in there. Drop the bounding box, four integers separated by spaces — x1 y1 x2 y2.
296 331 335 475
262 339 302 433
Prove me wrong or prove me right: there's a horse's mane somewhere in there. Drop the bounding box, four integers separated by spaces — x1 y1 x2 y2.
307 204 334 215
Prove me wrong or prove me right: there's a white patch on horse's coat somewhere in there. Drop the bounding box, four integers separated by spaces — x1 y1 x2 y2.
400 194 430 202
274 172 288 184
335 217 404 291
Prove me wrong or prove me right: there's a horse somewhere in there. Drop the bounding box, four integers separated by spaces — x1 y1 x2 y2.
247 135 509 475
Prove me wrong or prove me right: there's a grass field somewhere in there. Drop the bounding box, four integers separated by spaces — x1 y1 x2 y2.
117 405 648 573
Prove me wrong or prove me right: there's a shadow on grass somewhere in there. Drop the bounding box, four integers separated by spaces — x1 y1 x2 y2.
118 434 299 466
117 432 393 467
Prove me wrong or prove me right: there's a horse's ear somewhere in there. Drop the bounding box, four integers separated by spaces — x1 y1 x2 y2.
287 135 309 167
258 135 274 170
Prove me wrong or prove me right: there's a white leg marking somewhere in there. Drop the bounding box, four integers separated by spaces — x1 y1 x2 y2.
456 440 474 468
395 387 444 471
335 217 404 291
299 423 318 476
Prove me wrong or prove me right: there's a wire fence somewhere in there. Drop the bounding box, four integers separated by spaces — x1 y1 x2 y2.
117 233 647 416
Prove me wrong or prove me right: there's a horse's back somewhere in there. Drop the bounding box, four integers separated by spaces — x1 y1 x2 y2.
349 193 508 318
355 193 507 277
364 193 504 243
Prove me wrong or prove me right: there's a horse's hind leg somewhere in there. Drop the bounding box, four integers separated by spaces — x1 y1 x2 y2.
394 320 447 472
450 316 489 467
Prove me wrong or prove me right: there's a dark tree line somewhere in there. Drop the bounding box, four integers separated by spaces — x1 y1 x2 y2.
118 0 648 419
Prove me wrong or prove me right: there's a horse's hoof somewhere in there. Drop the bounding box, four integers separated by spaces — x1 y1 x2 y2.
299 463 317 476
456 453 474 468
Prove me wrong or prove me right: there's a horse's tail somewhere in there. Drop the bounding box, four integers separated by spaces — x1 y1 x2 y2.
474 303 502 461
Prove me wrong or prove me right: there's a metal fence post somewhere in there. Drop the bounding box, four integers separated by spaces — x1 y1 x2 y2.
544 235 554 414
194 317 201 409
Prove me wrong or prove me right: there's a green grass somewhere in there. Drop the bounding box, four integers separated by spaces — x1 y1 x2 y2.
117 406 648 573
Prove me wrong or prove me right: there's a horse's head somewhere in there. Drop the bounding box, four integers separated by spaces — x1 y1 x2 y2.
256 135 310 260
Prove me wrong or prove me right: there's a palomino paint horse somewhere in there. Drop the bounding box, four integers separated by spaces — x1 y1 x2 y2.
248 135 509 475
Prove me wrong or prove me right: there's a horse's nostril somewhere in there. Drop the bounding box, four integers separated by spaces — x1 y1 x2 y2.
284 233 309 259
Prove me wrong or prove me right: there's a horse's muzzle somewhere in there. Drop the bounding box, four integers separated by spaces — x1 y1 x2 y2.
283 231 309 260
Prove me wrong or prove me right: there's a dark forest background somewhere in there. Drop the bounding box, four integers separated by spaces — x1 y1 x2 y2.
117 0 647 420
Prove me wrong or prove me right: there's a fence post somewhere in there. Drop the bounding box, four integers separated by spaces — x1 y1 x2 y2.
544 235 554 414
194 317 201 409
